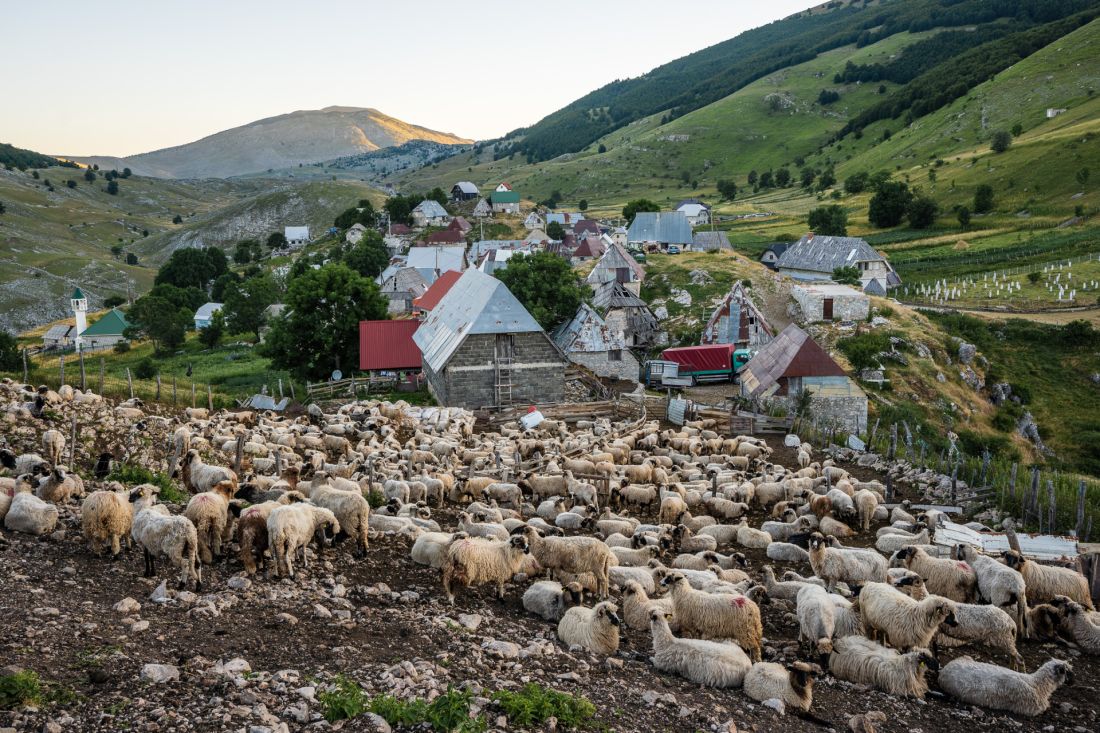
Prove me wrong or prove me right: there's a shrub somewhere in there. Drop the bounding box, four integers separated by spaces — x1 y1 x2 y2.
365 489 386 509
493 684 597 730
134 357 156 380
113 341 131 354
0 670 44 710
318 676 367 722
106 464 185 503
837 332 890 373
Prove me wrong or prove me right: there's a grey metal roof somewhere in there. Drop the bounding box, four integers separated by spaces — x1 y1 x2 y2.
692 231 731 251
382 267 430 296
863 278 887 296
591 281 648 310
413 268 544 372
194 302 223 320
468 240 526 265
453 181 479 194
551 302 626 353
43 325 73 340
776 234 884 274
413 200 449 219
627 212 692 245
406 246 465 284
739 324 846 399
587 241 646 284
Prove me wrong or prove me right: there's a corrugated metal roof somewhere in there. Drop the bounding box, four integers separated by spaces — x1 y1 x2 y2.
551 303 626 353
359 320 422 371
413 200 448 218
627 212 692 245
467 240 526 265
43 325 73 339
412 268 544 372
284 226 310 240
776 234 884 274
692 231 731 251
79 308 129 337
413 269 463 312
407 246 465 284
740 324 846 398
453 181 479 194
491 190 520 204
863 278 887 296
382 267 429 296
194 302 223 320
587 241 646 284
934 520 1078 561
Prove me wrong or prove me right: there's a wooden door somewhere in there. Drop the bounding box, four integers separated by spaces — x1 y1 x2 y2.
823 298 834 320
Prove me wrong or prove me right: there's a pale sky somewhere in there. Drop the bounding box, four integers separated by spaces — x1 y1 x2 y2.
3 0 813 157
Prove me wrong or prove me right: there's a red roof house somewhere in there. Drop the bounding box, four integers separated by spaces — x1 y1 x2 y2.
424 228 466 245
412 269 463 314
359 320 422 371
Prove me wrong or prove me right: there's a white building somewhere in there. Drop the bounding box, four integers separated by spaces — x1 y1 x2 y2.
285 226 310 248
194 302 224 330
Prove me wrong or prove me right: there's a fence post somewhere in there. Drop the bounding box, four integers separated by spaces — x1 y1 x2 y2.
79 350 86 391
950 461 959 505
59 355 65 386
156 373 161 401
1028 466 1040 526
22 348 28 383
278 378 284 399
191 381 196 408
980 450 990 486
172 376 177 405
126 368 134 399
1009 463 1018 506
68 414 77 470
887 423 897 462
1076 480 1087 538
275 449 283 477
289 380 295 401
207 384 213 412
1047 479 1057 534
869 418 879 448
234 435 244 474
99 358 105 395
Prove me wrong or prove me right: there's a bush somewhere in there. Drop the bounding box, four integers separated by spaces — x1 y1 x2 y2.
0 670 44 710
113 341 131 354
106 464 184 503
956 428 1016 460
493 684 597 729
134 357 156 380
837 332 890 373
990 130 1012 154
318 676 367 722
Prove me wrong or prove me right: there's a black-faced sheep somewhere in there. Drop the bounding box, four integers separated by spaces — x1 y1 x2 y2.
1059 600 1100 654
522 580 585 622
808 532 887 592
441 534 530 604
1002 550 1094 610
648 610 750 687
828 635 938 697
742 661 820 712
181 450 237 494
953 544 1029 634
892 545 977 603
557 601 620 655
938 657 1073 716
36 466 84 504
520 526 615 599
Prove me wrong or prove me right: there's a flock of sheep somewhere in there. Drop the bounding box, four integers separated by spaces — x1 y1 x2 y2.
1 377 1096 725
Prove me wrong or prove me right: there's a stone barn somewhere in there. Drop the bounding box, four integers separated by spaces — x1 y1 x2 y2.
552 303 640 382
702 282 773 347
791 283 869 323
412 269 565 409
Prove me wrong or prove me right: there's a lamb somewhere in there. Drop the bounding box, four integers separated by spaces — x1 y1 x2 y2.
938 657 1074 716
828 636 938 697
796 584 837 656
621 579 674 631
457 511 509 541
856 581 958 650
893 545 977 603
266 503 340 578
1002 550 1094 609
852 489 878 531
820 514 856 539
1060 600 1100 654
648 610 750 687
131 503 201 590
953 544 1029 634
766 542 810 563
408 530 460 569
522 580 585 622
557 601 621 656
306 483 371 557
890 501 916 525
742 661 820 712
874 528 930 555
808 532 888 592
236 493 304 574
4 480 59 536
661 571 762 662
520 526 616 599
183 480 237 564
81 483 156 558
610 544 660 567
35 466 84 503
41 429 65 466
441 534 530 603
554 510 594 531
181 450 237 494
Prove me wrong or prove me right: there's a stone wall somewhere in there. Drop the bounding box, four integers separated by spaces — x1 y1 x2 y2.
434 332 565 409
810 394 868 434
568 350 640 382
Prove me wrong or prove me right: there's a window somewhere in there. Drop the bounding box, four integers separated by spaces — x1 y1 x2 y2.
608 349 622 362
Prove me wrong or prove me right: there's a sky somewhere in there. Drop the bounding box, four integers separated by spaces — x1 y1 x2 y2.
3 0 813 157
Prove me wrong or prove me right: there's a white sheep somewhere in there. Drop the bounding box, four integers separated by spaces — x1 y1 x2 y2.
874 528 930 554
267 503 340 578
183 480 237 564
181 450 237 494
856 581 958 650
81 483 156 558
609 565 656 595
557 601 621 655
953 544 1029 634
36 466 84 504
236 493 304 575
852 489 878 531
796 584 836 656
766 542 810 563
661 571 762 662
1060 600 1100 654
808 532 887 592
441 534 531 603
1003 550 1094 609
892 544 977 603
522 580 585 622
41 429 65 466
938 657 1073 716
648 609 750 687
409 530 460 569
742 661 820 712
4 480 59 536
131 504 201 590
306 482 371 557
621 579 673 631
828 635 937 697
520 526 616 599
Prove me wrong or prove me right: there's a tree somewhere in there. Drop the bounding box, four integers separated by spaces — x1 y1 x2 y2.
122 167 132 178
210 271 241 301
427 187 448 206
495 252 587 331
0 331 19 371
103 295 126 308
384 194 424 227
747 170 758 188
832 266 862 286
66 179 76 189
83 169 96 182
578 199 588 212
0 201 5 215
807 205 848 236
1076 168 1090 186
546 221 565 240
622 199 659 224
266 231 288 250
125 252 139 265
154 248 227 290
775 168 791 187
224 274 280 341
973 184 995 214
957 206 971 228
800 168 816 189
110 244 123 260
906 194 938 229
172 214 183 224
868 181 912 228
198 311 225 349
1027 272 1041 284
716 179 737 201
233 240 254 264
106 180 119 195
758 170 774 189
149 283 206 313
124 296 189 353
844 172 869 194
817 89 840 105
343 230 390 279
837 332 888 373
990 130 1012 153
597 144 607 154
1011 123 1023 137
816 168 836 191
262 264 387 379
334 200 377 230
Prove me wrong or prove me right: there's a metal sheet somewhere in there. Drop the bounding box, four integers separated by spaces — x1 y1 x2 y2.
934 520 1078 561
668 398 688 425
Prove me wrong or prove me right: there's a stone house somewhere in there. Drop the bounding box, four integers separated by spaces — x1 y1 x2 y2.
739 324 867 433
523 212 544 230
411 200 450 228
412 268 565 409
759 243 789 270
451 181 479 201
346 223 368 245
692 231 731 251
776 233 900 292
552 303 639 382
41 324 75 350
676 202 710 227
791 283 869 323
380 267 430 315
591 281 666 349
587 241 646 290
490 188 520 214
702 282 773 347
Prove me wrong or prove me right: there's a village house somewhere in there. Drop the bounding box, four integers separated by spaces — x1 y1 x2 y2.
384 223 414 255
545 212 586 232
359 319 422 373
424 228 466 245
523 212 544 230
675 200 711 227
380 267 430 314
692 231 731 251
587 241 646 291
591 280 667 349
611 227 628 248
791 283 869 322
449 217 473 235
759 243 789 270
490 187 521 215
346 222 368 245
571 235 606 263
41 324 75 351
476 247 527 276
627 211 693 251
552 303 640 382
467 240 526 266
407 245 465 285
472 198 493 218
701 282 773 347
573 219 602 237
412 268 565 409
776 233 900 293
193 302 223 330
284 226 310 248
258 303 286 343
450 181 479 201
75 308 129 351
739 324 867 433
411 199 450 228
412 269 462 318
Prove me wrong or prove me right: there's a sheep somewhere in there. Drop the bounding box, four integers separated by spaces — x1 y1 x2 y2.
557 601 621 655
613 483 657 510
522 580 585 622
852 489 878 531
1002 550 1094 610
383 478 411 504
35 466 84 504
648 609 750 687
937 657 1074 716
1055 600 1099 654
441 534 530 603
704 496 748 521
520 526 615 599
1026 603 1067 642
661 571 762 662
266 503 340 579
659 494 687 525
537 498 567 522
766 542 810 564
674 524 718 553
742 661 820 712
181 450 237 494
0 450 50 477
610 544 660 567
183 480 237 564
485 482 523 508
828 636 938 697
855 581 958 650
554 510 594 531
235 493 304 575
874 528 930 555
131 503 201 590
953 544 1029 634
796 584 837 656
41 429 65 466
609 565 656 595
735 520 771 549
892 545 977 603
621 579 674 631
306 483 371 557
4 480 59 536
456 511 509 541
808 532 888 592
410 530 460 569
81 484 155 558
820 514 856 539
890 501 916 525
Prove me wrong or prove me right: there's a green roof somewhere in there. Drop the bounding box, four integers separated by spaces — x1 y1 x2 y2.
71 287 85 299
491 190 520 204
80 308 129 337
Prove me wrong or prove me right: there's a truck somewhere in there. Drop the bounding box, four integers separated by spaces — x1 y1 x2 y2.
644 344 754 386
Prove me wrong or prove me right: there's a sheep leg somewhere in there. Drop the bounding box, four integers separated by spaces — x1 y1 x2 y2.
110 534 121 560
143 548 155 578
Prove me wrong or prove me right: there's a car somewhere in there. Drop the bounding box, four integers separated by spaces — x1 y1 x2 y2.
632 252 647 263
667 245 681 255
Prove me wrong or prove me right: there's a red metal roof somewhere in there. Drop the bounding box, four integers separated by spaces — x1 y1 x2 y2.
425 229 466 244
412 269 463 312
359 320 422 371
659 344 734 373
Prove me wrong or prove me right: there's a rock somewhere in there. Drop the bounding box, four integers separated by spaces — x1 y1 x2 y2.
762 698 785 715
149 581 171 604
361 713 392 732
177 591 198 605
783 434 801 448
483 640 520 659
958 342 976 364
671 288 692 308
113 597 141 615
128 619 150 634
849 711 887 733
216 658 251 676
312 604 332 619
227 576 252 591
140 664 180 684
847 435 866 451
41 721 62 733
296 687 317 702
642 690 661 706
555 672 582 683
457 613 482 631
936 372 946 383
276 612 299 626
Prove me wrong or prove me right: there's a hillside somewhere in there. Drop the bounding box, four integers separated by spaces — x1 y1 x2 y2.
66 106 472 179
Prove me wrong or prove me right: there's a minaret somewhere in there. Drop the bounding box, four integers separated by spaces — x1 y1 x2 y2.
71 287 88 350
